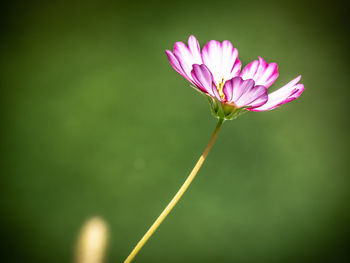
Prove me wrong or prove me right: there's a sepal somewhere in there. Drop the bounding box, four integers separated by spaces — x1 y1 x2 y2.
204 94 246 120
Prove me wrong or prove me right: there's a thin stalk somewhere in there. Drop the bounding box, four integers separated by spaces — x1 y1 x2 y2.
124 118 224 263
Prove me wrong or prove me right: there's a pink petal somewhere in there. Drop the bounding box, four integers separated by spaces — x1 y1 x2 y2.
173 35 202 81
191 64 215 96
188 35 202 61
222 79 234 102
240 60 259 79
223 77 268 108
243 85 269 108
201 40 241 86
165 50 190 81
249 75 304 111
231 77 255 105
241 57 279 88
232 59 242 77
211 82 223 101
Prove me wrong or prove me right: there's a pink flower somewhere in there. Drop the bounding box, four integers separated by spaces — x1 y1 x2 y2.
166 35 304 119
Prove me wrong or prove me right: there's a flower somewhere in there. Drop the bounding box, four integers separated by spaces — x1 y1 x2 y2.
166 35 304 120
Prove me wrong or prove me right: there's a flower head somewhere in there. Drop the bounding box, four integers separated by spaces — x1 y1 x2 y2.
166 35 304 120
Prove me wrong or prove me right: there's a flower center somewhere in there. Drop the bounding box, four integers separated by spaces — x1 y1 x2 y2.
217 78 226 100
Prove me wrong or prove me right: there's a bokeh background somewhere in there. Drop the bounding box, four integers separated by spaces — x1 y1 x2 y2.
1 0 349 262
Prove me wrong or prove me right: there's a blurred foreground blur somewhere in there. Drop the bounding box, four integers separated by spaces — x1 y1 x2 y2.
75 217 108 263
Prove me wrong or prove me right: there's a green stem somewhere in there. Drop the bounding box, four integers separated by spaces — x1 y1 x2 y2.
124 118 224 263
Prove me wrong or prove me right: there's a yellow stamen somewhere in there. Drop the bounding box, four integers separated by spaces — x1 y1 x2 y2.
217 77 226 100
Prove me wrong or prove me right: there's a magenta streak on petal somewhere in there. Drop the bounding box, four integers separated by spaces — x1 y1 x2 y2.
240 60 259 79
188 35 202 62
221 40 241 80
223 77 268 108
231 59 242 78
165 50 191 82
233 78 255 105
255 57 268 79
230 77 246 103
255 62 279 88
222 79 234 102
240 57 279 88
191 64 215 96
233 79 267 107
243 85 269 108
249 75 304 111
173 37 202 82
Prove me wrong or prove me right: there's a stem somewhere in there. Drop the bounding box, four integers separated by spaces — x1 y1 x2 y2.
124 118 224 263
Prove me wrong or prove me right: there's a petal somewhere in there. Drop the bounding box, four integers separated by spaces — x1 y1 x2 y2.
241 57 279 88
211 84 222 101
240 60 259 79
201 40 241 85
222 79 234 102
249 75 304 111
191 64 215 96
165 50 190 81
188 35 202 61
173 35 202 81
223 77 268 108
231 59 242 77
231 77 255 104
243 85 269 108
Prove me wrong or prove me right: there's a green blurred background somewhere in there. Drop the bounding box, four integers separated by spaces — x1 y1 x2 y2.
1 0 349 262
